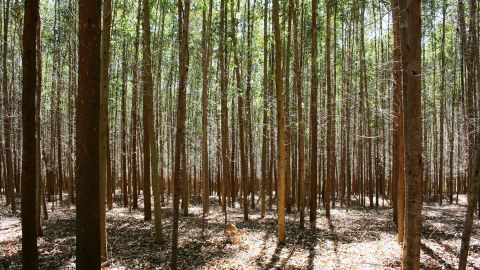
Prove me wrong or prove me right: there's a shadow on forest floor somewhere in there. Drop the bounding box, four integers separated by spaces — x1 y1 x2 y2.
1 195 479 269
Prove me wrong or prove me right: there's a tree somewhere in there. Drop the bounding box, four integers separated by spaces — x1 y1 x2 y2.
438 0 446 206
201 0 213 224
142 0 152 221
284 0 292 215
120 0 128 211
325 0 333 219
219 0 229 224
391 0 405 242
142 0 163 242
171 0 190 268
458 142 480 269
66 0 75 210
231 0 248 222
245 0 256 211
458 2 478 268
309 0 318 225
464 0 476 184
260 0 268 219
99 0 112 260
3 0 15 214
291 0 304 229
48 0 59 208
131 0 142 210
21 0 39 268
55 0 65 209
76 0 101 268
458 134 480 267
35 2 43 236
272 0 286 244
399 0 423 268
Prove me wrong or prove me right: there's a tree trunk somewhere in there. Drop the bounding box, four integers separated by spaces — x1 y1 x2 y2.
325 0 333 219
131 0 142 210
438 0 446 206
142 0 163 242
99 0 112 260
55 4 64 206
260 0 268 219
272 0 286 244
458 2 479 267
391 0 405 241
458 142 480 269
400 0 423 268
219 0 229 224
201 0 213 224
2 0 15 213
120 17 128 210
21 0 39 267
291 0 304 229
284 1 292 214
141 0 152 221
171 1 190 268
66 0 75 209
246 0 256 211
35 5 43 237
465 0 477 185
309 0 318 225
231 0 248 222
76 0 101 267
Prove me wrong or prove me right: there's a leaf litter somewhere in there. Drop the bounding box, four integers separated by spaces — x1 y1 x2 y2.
1 195 479 269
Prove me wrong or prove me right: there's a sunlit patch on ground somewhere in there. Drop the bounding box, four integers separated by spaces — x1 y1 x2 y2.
0 195 479 269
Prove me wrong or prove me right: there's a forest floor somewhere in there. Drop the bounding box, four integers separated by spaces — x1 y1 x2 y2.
1 195 479 269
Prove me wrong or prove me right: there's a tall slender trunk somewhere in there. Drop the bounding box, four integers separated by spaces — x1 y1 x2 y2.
66 0 75 209
457 0 467 197
231 0 248 222
131 0 142 210
55 1 64 205
76 0 101 266
219 0 229 224
246 0 256 211
458 2 479 268
141 0 152 221
309 0 318 224
35 5 43 237
465 0 477 186
260 0 268 219
201 0 213 224
284 0 292 214
171 1 190 268
400 0 423 268
229 98 236 208
99 0 112 260
325 0 333 219
272 0 286 244
120 0 128 210
120 48 127 208
142 0 162 242
391 0 405 241
21 0 39 267
438 0 446 206
459 142 480 269
291 0 304 229
49 0 59 208
3 0 14 213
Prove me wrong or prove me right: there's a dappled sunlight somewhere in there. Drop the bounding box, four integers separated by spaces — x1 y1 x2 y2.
2 195 480 269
